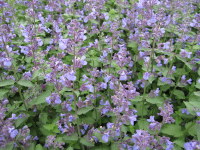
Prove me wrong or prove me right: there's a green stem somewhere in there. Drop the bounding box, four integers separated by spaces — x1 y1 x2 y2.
150 38 155 73
141 84 147 119
18 86 28 110
72 34 85 150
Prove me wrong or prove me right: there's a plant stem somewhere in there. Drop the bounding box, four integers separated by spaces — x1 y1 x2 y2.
150 38 155 73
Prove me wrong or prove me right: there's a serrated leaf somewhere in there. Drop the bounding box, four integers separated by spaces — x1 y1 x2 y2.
146 96 164 104
17 80 34 87
67 146 74 150
194 91 200 97
0 80 15 87
43 124 54 131
174 138 184 148
80 138 94 147
39 113 48 124
0 89 9 99
0 142 14 150
15 114 29 127
35 144 45 150
27 143 35 150
137 119 149 130
131 96 143 102
184 101 200 115
121 125 128 133
77 106 94 115
185 122 196 136
173 90 185 99
161 124 183 137
63 134 79 142
195 82 200 89
197 124 200 141
28 90 51 107
110 143 119 150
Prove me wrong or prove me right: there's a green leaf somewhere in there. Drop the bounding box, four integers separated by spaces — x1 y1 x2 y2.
39 113 48 124
174 138 184 148
146 96 164 104
17 80 34 88
77 106 94 115
27 143 36 150
81 115 96 124
29 89 51 107
0 89 9 99
176 56 193 70
161 124 183 137
35 144 45 150
0 80 15 87
195 82 200 89
32 69 44 80
67 147 74 150
80 138 94 147
121 125 128 133
43 124 54 131
197 124 200 141
184 101 200 115
185 122 196 136
131 96 143 102
0 142 14 150
194 91 200 97
63 134 79 142
15 114 29 127
74 90 80 97
137 119 149 130
110 143 119 150
173 90 185 99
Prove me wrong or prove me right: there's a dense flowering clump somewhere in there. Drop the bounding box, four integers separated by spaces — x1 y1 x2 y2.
0 0 200 149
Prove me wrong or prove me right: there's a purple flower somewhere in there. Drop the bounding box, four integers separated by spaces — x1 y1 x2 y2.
59 39 68 50
80 56 87 65
33 136 39 140
143 72 151 80
10 114 18 120
3 58 12 67
171 66 176 72
8 128 18 138
180 49 192 58
104 75 111 83
184 141 199 150
160 77 172 84
65 104 72 112
107 123 114 129
23 71 32 80
46 93 61 105
100 82 107 89
129 115 137 125
181 108 190 115
187 79 192 84
196 112 200 117
46 97 51 104
154 88 160 96
147 116 155 122
166 140 174 150
66 71 76 81
120 71 127 81
86 84 94 93
55 97 62 104
102 133 109 143
68 115 74 122
109 81 115 89
158 101 175 124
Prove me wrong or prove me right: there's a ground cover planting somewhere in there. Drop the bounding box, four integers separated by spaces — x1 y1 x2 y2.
0 0 200 149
